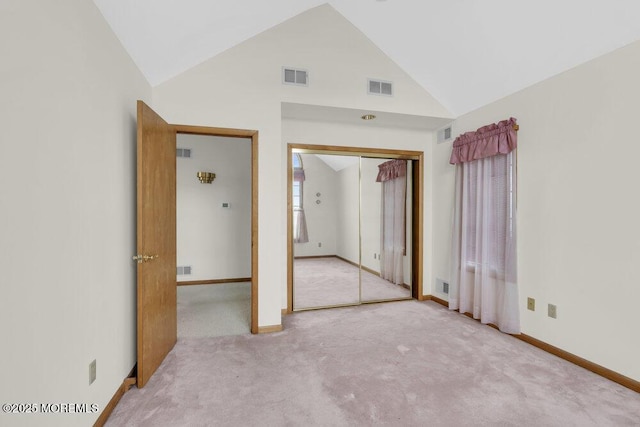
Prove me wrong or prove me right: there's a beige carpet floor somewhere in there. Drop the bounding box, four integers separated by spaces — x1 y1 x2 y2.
294 257 410 310
106 300 640 426
177 282 251 338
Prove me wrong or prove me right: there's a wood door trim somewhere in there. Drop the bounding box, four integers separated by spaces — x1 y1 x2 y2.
289 143 422 159
286 147 294 314
172 124 259 334
287 144 424 313
173 124 256 138
413 156 424 299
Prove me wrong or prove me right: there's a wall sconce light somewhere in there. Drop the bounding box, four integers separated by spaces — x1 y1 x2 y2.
197 172 216 184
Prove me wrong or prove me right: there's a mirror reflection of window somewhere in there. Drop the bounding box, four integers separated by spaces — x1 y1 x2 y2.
293 153 303 209
292 153 309 243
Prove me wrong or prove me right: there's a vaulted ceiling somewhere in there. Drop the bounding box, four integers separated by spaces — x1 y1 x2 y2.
93 0 640 116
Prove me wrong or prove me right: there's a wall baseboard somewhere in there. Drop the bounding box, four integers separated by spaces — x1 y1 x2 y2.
515 333 640 393
177 277 251 286
335 255 410 289
421 294 448 306
421 294 640 394
93 367 137 427
335 255 359 269
258 324 283 334
293 255 336 259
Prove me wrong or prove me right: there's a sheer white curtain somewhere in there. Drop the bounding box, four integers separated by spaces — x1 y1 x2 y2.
293 209 308 243
293 168 309 243
377 160 406 285
449 118 519 334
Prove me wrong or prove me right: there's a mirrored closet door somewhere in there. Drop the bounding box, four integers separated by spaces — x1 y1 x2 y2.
292 153 360 309
290 147 415 311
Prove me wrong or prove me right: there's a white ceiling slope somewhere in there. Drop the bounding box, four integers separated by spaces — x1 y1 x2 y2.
93 0 640 116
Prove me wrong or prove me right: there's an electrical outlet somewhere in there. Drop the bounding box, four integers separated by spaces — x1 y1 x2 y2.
318 242 322 248
548 304 557 319
89 359 96 385
527 297 535 311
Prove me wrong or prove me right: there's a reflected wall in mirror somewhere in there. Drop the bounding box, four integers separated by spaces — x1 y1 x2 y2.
292 152 360 309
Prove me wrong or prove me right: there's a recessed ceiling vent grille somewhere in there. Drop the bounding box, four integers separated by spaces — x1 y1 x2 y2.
368 79 393 96
177 266 192 275
437 125 453 144
176 148 192 158
283 67 308 86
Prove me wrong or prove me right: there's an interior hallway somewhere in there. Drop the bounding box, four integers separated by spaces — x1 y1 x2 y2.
177 283 251 338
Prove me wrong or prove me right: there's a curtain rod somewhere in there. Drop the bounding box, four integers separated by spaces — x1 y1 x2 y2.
513 124 519 131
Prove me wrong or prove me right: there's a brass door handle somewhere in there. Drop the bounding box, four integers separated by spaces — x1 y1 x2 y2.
132 254 159 264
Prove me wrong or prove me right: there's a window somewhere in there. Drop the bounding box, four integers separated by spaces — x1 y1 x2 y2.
449 117 519 333
463 152 515 278
292 153 309 243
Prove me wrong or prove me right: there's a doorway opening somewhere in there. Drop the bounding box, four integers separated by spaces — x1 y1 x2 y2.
136 101 259 388
174 125 259 334
175 133 252 337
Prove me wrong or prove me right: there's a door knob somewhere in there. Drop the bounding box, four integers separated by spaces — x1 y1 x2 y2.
132 254 159 264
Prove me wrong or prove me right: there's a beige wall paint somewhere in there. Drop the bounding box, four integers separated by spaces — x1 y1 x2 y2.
0 0 151 425
431 41 640 381
176 134 251 281
153 5 449 326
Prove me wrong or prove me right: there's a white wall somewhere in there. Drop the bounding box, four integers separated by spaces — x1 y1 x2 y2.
176 134 251 281
336 162 361 263
293 154 338 257
0 0 151 426
153 4 449 325
431 41 640 381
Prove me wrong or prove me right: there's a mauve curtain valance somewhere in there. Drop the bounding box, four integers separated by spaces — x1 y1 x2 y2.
294 169 305 182
449 117 518 165
376 159 407 182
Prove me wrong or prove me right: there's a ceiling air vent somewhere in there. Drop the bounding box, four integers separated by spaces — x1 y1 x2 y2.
368 78 393 96
282 67 308 86
176 148 192 158
437 125 453 144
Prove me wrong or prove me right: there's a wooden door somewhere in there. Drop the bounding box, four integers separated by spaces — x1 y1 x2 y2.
136 100 177 388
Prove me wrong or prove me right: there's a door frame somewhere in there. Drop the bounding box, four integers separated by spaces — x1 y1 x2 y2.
173 124 259 334
285 143 424 313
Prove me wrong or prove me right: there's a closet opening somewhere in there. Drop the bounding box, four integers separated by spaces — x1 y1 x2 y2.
286 143 424 313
